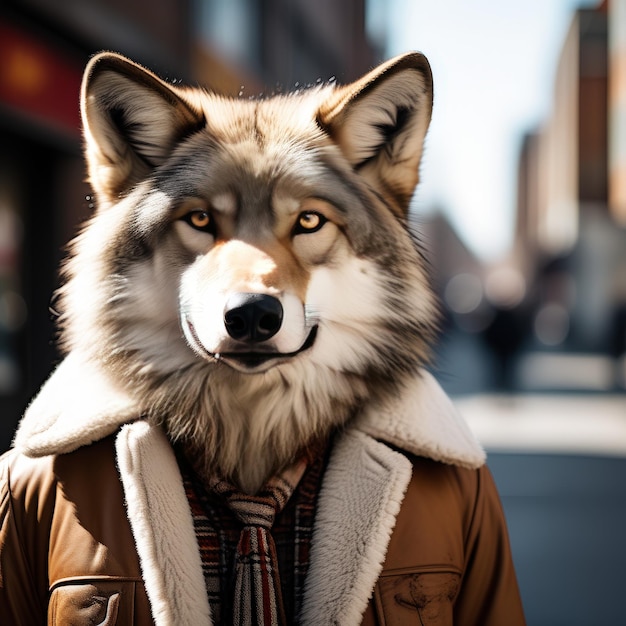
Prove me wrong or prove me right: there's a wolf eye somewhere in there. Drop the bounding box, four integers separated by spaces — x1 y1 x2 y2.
181 210 216 235
293 211 327 235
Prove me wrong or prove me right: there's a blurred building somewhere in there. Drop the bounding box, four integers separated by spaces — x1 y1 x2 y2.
515 131 544 279
609 0 626 224
419 212 487 330
192 0 378 95
513 0 626 390
522 5 609 258
0 0 376 449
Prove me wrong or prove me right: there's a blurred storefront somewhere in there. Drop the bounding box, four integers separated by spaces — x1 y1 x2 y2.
0 13 85 449
0 0 194 449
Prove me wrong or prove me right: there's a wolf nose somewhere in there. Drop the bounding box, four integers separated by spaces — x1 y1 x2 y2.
223 293 283 342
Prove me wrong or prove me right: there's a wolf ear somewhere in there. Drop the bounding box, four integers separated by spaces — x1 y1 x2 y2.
318 53 433 215
81 52 205 204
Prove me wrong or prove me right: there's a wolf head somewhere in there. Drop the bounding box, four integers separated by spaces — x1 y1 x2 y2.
58 51 437 492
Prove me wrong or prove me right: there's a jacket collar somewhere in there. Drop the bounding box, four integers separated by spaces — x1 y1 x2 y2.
115 420 416 625
13 351 485 468
13 351 140 457
355 369 486 468
15 352 485 625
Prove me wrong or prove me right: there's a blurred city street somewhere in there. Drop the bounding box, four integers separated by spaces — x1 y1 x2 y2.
488 450 626 626
1 1 625 624
446 355 626 625
436 332 626 625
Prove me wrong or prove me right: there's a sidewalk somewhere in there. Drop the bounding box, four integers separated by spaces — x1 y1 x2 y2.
455 393 626 457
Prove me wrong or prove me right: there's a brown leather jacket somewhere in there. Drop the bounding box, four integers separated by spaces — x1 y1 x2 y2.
0 428 525 625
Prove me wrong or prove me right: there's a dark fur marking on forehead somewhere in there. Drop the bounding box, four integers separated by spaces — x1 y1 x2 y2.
253 103 266 149
151 138 224 200
313 157 368 214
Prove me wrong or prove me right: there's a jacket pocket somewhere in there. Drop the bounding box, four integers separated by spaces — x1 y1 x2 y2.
48 579 136 625
373 566 461 626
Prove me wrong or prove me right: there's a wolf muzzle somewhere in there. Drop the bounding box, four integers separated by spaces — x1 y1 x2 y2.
223 293 284 343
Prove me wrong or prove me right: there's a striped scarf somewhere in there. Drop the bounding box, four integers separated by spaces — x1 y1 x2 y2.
180 449 327 625
210 461 306 625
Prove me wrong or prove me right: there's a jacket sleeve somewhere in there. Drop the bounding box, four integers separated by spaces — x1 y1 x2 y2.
453 464 526 625
0 450 53 625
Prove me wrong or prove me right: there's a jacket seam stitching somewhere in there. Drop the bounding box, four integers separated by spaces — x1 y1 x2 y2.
378 565 463 577
49 576 144 592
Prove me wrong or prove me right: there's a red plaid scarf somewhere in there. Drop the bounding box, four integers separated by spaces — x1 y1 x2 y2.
211 462 306 625
179 448 327 625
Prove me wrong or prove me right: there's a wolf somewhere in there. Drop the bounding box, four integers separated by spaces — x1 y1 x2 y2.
0 52 525 625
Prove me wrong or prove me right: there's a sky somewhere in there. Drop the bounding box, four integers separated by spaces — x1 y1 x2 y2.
368 0 598 261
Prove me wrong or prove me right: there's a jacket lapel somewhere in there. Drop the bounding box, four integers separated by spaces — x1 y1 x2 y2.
115 421 212 626
300 429 413 625
115 422 412 626
114 422 409 626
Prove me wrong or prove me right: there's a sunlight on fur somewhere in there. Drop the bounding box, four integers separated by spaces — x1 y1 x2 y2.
53 51 438 493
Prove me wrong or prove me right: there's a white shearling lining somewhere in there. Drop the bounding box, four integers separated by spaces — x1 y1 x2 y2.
116 422 212 626
13 352 139 457
356 370 486 469
301 430 413 625
15 356 484 470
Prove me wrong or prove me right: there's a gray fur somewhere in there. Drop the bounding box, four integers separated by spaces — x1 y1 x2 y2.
56 51 437 493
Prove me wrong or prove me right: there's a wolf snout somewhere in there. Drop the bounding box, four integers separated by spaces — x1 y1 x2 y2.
223 293 284 342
